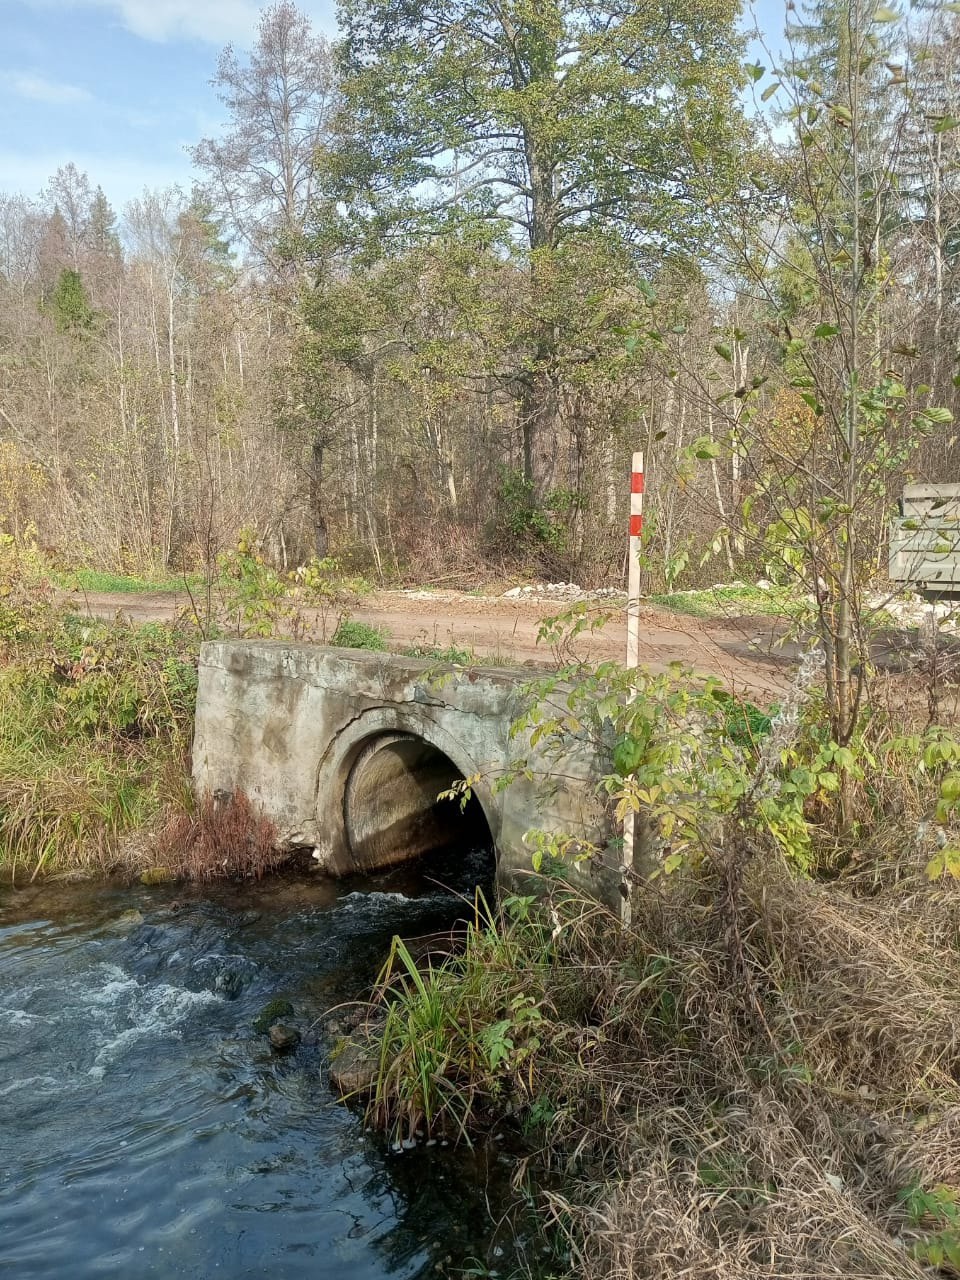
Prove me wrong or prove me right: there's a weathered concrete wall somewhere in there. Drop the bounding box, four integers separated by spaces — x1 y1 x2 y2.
192 641 616 897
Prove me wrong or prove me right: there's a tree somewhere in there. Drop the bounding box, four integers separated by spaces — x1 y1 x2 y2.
87 187 121 259
43 164 95 270
330 0 747 491
666 0 957 828
191 1 338 277
49 267 94 334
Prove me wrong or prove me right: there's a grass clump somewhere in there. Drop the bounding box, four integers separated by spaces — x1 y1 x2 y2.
360 862 960 1279
154 791 284 882
0 536 198 880
364 892 564 1143
331 618 388 650
401 641 478 664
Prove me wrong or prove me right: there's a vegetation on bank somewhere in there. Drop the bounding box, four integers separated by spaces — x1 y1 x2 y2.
349 652 960 1278
361 863 960 1279
0 538 197 880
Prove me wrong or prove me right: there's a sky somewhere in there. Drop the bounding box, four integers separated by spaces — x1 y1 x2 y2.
0 0 787 216
0 0 338 210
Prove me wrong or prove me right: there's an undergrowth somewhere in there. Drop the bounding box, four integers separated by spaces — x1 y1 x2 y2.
354 632 960 1278
154 791 285 881
357 860 960 1279
0 535 198 880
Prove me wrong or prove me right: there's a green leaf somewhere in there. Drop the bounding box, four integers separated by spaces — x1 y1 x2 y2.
745 62 765 82
799 391 824 415
922 406 953 424
614 736 645 776
926 847 960 880
813 323 840 339
872 5 898 20
714 342 732 361
693 439 722 460
761 82 780 102
933 116 960 133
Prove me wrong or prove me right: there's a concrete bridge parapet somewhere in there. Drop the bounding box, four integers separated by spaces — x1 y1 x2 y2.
192 641 615 896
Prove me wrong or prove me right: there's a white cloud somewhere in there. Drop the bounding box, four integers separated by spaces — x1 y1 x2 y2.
21 0 338 45
100 0 261 43
2 72 93 105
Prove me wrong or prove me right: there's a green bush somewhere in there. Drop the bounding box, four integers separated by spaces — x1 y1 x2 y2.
331 618 388 650
487 466 575 556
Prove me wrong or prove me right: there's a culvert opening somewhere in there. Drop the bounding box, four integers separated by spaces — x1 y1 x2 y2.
343 732 494 876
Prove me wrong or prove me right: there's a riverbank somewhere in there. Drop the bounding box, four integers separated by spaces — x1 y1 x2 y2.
347 856 960 1279
341 653 960 1278
0 552 198 881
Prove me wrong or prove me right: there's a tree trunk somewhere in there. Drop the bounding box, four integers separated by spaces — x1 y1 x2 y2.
310 435 328 559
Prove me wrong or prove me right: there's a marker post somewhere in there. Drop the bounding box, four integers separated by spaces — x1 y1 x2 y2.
623 451 644 921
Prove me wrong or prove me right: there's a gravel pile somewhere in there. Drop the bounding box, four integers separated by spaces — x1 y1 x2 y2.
502 582 626 601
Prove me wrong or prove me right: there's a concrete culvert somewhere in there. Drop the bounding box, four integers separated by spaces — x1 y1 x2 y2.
343 732 492 872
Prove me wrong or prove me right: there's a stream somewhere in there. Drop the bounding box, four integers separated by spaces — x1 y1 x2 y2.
0 848 549 1278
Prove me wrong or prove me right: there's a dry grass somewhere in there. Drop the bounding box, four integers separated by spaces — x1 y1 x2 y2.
153 790 285 881
534 859 960 1280
361 851 960 1279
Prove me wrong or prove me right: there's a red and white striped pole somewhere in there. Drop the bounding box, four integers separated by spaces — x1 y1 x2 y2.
626 451 644 670
623 451 644 922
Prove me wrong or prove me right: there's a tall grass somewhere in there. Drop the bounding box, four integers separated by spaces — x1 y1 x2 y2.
0 547 199 879
154 792 285 881
365 891 569 1144
357 856 960 1279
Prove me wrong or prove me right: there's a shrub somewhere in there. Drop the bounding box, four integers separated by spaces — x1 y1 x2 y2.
153 791 283 881
331 619 388 650
485 466 575 563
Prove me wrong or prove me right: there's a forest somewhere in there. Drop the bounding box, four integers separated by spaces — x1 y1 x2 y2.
2 0 958 597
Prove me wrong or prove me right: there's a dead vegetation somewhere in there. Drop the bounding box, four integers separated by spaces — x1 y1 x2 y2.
357 844 960 1279
544 858 960 1279
153 791 285 882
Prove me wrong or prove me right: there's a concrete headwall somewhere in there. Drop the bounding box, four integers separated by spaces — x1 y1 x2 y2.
192 641 616 898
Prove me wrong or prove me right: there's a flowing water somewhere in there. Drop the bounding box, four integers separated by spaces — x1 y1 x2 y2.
0 849 548 1279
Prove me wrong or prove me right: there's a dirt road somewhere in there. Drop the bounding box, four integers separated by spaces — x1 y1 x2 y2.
67 586 791 702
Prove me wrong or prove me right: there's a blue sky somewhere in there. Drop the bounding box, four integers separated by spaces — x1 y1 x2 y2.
0 0 338 209
0 0 786 214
